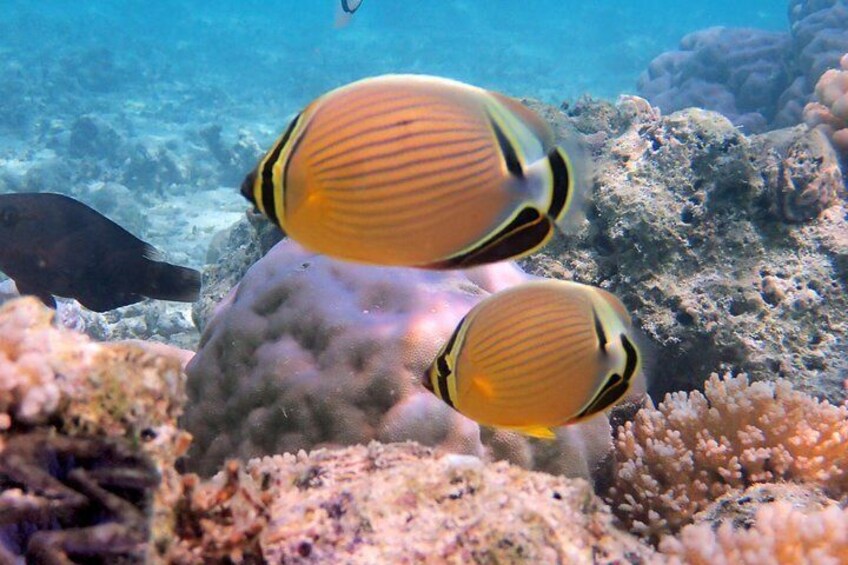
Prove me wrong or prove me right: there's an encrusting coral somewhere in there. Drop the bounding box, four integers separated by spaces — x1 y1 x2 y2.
526 96 847 402
805 52 848 157
606 373 848 542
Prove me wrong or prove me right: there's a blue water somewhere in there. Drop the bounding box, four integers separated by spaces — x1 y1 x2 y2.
1 1 786 139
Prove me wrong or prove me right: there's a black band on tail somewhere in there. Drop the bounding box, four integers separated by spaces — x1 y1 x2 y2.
547 148 571 220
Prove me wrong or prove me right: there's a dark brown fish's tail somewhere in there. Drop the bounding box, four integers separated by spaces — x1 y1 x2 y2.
143 262 202 303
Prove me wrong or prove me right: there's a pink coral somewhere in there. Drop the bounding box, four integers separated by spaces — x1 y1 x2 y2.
607 373 848 541
0 296 188 438
804 52 848 155
661 502 848 565
185 240 615 481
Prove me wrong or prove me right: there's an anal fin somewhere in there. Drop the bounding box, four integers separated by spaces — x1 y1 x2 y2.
426 207 554 269
509 425 557 440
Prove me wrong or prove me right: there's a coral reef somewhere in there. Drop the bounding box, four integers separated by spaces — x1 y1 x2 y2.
192 211 283 332
638 27 792 133
0 296 192 562
3 278 848 562
185 240 617 480
804 52 848 157
529 97 847 401
606 374 848 541
639 1 848 132
165 442 657 564
0 296 188 437
661 501 848 564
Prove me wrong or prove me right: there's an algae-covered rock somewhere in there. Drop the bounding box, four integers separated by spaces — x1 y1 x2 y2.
526 98 847 401
165 442 658 564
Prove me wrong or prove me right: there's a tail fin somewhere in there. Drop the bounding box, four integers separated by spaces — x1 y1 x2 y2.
144 262 202 303
529 130 591 235
334 0 363 27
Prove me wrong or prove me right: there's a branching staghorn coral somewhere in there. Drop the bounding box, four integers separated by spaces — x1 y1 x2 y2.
607 373 848 541
660 501 848 565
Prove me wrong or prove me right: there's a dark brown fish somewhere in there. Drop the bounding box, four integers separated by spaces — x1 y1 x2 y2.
0 192 201 312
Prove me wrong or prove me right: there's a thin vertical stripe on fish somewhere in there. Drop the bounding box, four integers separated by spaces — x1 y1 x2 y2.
423 280 641 439
241 74 584 268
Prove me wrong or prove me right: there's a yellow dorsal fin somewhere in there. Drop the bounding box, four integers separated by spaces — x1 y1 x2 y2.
510 425 557 440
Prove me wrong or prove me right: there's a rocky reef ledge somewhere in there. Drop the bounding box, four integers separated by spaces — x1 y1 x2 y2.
2 292 848 562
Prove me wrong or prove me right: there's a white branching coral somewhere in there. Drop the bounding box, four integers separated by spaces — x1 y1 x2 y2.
661 502 848 565
607 373 848 540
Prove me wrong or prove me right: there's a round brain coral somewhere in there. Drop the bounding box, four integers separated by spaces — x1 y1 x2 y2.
184 240 614 480
804 53 848 156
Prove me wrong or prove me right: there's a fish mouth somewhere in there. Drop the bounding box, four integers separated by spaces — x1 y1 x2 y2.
240 170 258 205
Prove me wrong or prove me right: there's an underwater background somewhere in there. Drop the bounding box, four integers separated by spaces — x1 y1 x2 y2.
1 1 847 563
0 0 792 281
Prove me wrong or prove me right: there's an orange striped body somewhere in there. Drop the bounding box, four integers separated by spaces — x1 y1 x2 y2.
425 281 640 438
242 75 576 268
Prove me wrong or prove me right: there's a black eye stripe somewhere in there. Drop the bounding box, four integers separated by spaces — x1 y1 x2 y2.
260 113 301 226
432 314 466 409
436 371 454 409
546 148 571 220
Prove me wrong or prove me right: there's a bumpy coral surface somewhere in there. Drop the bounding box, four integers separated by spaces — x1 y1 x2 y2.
607 374 848 540
805 52 848 156
638 27 792 133
639 1 848 131
165 442 658 564
532 98 847 401
186 241 615 480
